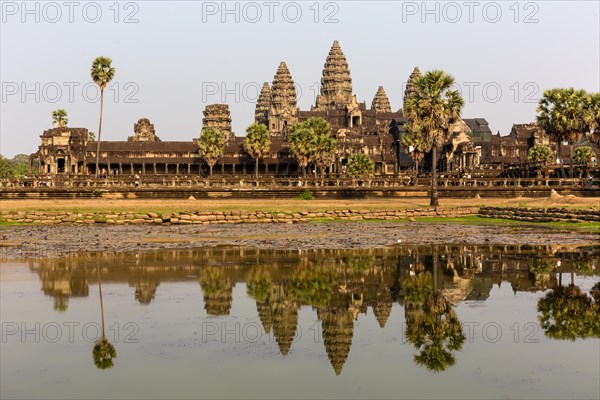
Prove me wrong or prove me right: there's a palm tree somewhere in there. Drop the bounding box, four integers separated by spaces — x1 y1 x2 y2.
93 263 117 369
51 109 68 127
401 129 427 175
403 70 464 206
583 92 600 145
289 117 333 178
243 123 271 179
537 88 588 178
313 133 336 178
289 126 315 178
197 128 225 177
90 57 116 177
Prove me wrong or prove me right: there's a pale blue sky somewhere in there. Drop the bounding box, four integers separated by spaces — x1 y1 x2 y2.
1 0 599 157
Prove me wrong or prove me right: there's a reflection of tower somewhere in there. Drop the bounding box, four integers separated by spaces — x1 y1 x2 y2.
39 260 89 311
256 299 273 334
203 286 233 316
270 283 298 356
372 287 393 328
318 307 354 376
133 280 159 304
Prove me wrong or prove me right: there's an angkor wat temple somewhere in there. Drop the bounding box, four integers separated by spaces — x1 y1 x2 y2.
31 41 575 177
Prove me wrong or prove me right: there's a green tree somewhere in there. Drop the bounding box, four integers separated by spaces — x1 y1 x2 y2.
573 146 594 165
401 129 427 174
91 56 116 177
243 123 271 179
197 128 225 177
527 144 553 164
313 133 336 177
583 92 600 145
289 117 333 177
88 131 96 141
289 127 315 177
537 88 589 178
346 153 374 178
403 70 464 206
0 155 28 178
52 109 68 127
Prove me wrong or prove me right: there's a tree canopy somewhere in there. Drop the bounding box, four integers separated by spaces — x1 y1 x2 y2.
573 146 594 165
346 153 374 178
197 128 225 177
527 144 553 164
289 117 335 176
52 109 68 127
243 123 271 179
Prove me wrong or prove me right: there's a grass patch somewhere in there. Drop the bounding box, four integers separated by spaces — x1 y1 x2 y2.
413 215 600 232
296 190 315 200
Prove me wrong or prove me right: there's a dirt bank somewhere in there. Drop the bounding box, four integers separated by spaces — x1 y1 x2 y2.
1 222 598 258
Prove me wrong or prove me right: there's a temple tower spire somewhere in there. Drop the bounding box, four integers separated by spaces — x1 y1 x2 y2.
268 61 298 136
371 86 392 113
403 66 422 105
255 82 271 127
312 40 363 127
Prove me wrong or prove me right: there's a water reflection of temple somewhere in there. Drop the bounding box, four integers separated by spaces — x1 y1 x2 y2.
28 245 599 373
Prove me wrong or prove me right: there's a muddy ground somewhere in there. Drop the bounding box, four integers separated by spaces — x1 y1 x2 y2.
1 222 598 258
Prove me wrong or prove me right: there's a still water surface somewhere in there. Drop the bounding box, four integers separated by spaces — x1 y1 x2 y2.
1 245 599 399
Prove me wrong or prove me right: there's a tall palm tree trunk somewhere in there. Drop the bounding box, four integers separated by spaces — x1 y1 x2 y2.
255 158 259 180
570 144 575 178
430 146 439 207
97 263 106 340
433 246 438 292
209 164 213 178
415 158 419 176
95 89 105 177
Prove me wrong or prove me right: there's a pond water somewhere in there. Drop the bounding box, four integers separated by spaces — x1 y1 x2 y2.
1 245 599 399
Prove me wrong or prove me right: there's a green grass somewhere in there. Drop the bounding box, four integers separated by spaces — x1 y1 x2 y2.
412 215 600 232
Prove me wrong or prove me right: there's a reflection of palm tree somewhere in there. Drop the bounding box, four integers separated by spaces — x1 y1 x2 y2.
199 267 233 316
403 270 465 372
246 266 271 302
93 338 117 370
289 266 338 306
537 283 600 340
93 264 116 369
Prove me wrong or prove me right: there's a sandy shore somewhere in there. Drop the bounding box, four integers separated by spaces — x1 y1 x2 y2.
1 221 598 258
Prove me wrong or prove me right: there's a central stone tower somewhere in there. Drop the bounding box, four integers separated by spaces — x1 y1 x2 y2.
312 40 362 127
